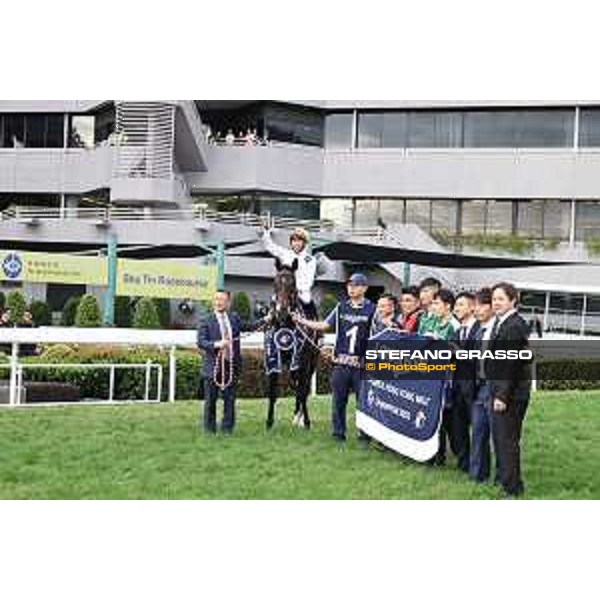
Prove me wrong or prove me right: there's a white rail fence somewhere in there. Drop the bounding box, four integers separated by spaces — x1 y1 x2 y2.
0 328 333 408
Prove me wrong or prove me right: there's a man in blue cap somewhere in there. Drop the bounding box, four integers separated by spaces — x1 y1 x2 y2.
295 273 375 442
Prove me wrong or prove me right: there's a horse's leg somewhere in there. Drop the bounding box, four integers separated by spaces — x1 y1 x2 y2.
266 372 278 430
289 367 301 424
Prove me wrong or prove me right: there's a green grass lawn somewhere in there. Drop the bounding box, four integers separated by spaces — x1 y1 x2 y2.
0 391 598 499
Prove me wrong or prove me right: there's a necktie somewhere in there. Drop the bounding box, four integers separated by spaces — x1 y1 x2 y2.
490 317 501 340
460 325 467 342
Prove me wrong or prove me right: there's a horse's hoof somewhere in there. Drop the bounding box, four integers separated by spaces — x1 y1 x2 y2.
292 413 301 427
266 420 274 431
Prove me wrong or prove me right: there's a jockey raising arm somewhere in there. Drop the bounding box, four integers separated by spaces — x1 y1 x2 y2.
262 226 318 316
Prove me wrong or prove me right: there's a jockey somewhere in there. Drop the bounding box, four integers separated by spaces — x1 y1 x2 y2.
262 225 318 320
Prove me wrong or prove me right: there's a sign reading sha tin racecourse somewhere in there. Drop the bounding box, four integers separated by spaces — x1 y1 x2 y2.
0 250 216 302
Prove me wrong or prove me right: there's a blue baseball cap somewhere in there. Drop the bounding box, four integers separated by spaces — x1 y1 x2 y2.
347 273 368 286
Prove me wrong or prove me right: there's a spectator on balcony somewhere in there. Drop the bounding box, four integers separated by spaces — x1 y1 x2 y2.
225 129 235 146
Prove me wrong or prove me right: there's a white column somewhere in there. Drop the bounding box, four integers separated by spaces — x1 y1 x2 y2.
569 200 576 247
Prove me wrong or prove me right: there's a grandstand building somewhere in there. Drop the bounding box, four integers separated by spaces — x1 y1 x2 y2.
1 100 599 334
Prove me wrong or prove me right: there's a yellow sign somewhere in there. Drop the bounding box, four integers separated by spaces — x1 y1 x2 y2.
117 259 216 301
0 250 216 301
0 250 106 285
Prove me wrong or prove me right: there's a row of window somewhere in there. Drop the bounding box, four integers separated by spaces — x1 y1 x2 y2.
325 108 600 150
344 199 600 241
0 108 115 149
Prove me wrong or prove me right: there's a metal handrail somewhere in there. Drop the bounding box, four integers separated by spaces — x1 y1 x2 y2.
0 204 336 232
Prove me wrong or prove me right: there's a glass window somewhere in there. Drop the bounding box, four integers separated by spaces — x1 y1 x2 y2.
353 199 381 227
517 200 544 238
579 108 600 147
94 105 115 144
405 200 432 231
379 199 405 224
407 112 435 147
587 295 600 313
543 200 571 240
357 113 383 148
464 109 574 148
431 200 458 235
520 290 547 310
46 115 64 147
575 201 600 241
485 200 514 233
382 113 407 147
69 115 95 148
264 105 323 146
515 110 574 147
464 111 518 147
325 113 353 149
460 200 487 234
25 114 46 147
550 293 584 312
3 114 25 147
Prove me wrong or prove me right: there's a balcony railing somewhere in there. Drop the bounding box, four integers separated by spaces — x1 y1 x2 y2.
0 205 335 233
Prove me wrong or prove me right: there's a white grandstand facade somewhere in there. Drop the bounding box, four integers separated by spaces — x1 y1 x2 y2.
1 100 599 334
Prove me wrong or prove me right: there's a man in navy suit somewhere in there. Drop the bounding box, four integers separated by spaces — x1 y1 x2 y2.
197 290 245 435
448 292 481 472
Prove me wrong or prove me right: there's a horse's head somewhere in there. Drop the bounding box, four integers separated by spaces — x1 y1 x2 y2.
272 258 298 323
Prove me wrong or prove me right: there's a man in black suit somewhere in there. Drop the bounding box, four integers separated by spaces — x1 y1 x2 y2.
449 292 481 473
197 290 246 435
487 283 532 497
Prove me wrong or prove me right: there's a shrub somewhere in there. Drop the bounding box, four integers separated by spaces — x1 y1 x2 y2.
74 294 102 328
154 298 171 328
114 296 133 328
39 344 78 361
61 296 82 326
29 300 53 326
232 292 251 321
6 291 27 325
133 298 160 329
537 359 600 391
320 292 338 319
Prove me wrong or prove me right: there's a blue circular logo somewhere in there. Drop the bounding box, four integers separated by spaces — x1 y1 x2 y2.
2 253 23 280
274 328 295 352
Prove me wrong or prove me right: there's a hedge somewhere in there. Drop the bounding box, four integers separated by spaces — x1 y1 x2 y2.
536 359 600 391
12 348 600 403
19 345 334 401
133 298 161 330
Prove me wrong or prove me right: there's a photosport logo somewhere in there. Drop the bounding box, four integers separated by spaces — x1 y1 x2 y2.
2 253 23 280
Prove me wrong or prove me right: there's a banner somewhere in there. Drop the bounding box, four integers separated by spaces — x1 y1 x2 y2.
0 250 105 286
357 330 451 462
1 250 216 302
117 259 216 301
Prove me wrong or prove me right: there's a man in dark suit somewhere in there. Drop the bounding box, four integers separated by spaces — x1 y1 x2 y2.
449 292 481 473
197 290 245 435
487 283 532 497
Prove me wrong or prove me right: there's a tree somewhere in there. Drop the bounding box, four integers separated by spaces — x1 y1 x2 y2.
133 297 160 329
320 292 338 319
29 300 53 326
232 291 251 321
153 297 171 329
114 296 133 328
61 296 82 326
74 294 102 328
6 290 27 325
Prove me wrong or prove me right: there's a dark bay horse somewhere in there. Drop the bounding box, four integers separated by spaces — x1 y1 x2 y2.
263 258 320 430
